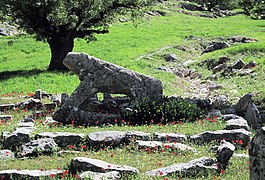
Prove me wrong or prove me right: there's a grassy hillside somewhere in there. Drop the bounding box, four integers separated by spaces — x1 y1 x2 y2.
0 6 264 101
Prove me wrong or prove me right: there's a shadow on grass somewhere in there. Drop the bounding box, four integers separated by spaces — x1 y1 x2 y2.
0 69 68 81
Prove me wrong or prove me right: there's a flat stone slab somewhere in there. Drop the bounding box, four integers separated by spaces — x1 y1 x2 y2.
70 157 139 176
153 132 187 143
87 131 126 148
0 149 15 160
125 131 151 143
222 114 243 121
190 129 251 147
164 142 197 152
19 138 58 157
80 171 121 180
135 140 163 149
18 122 35 128
145 157 217 177
0 115 12 121
0 169 63 179
0 104 15 111
224 118 250 131
35 132 84 148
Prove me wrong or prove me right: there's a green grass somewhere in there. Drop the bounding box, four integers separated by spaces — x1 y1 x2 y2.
0 1 263 179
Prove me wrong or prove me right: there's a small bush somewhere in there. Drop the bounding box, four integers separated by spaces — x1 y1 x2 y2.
240 0 265 19
189 0 239 11
122 97 203 125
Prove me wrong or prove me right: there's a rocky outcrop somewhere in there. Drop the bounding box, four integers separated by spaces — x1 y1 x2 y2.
216 140 235 170
0 169 63 179
153 132 187 143
53 52 163 125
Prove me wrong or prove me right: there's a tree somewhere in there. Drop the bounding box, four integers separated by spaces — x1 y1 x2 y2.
191 0 238 11
240 0 265 19
2 0 156 70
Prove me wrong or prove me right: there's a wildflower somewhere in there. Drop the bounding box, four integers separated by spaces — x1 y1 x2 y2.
171 121 175 125
108 165 111 168
211 119 216 123
220 169 225 174
164 145 170 149
63 170 69 175
80 145 86 149
239 139 243 145
71 120 75 126
163 178 168 180
69 145 75 149
49 174 56 178
110 153 114 157
159 171 164 175
40 168 44 171
158 162 163 166
179 122 183 125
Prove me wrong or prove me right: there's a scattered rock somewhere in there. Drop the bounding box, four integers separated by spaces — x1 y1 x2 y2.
135 140 163 150
207 82 224 91
233 153 249 158
235 93 253 116
225 118 250 131
178 2 205 11
232 59 246 69
202 42 230 54
16 98 43 110
211 94 229 109
153 132 187 143
245 61 257 69
208 110 222 117
35 132 84 148
0 104 15 112
216 140 235 170
80 171 121 180
213 64 226 74
87 131 126 149
0 115 12 121
0 169 63 179
222 114 242 121
157 66 172 73
245 102 262 129
19 138 58 157
18 121 35 128
164 142 197 152
145 157 217 177
239 69 254 76
23 117 35 123
249 127 265 180
228 36 257 43
70 157 139 176
3 127 33 150
125 131 151 143
190 129 251 147
165 54 178 62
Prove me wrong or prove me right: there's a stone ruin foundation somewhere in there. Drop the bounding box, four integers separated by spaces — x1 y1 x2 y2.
53 52 163 126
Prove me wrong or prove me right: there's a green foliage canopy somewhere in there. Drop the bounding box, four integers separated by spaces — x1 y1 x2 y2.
240 0 265 19
1 0 156 70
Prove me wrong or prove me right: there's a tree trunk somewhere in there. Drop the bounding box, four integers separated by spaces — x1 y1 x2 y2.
47 32 74 71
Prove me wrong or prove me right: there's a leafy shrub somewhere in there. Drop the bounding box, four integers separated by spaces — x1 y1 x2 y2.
122 97 203 125
240 0 265 19
189 0 239 11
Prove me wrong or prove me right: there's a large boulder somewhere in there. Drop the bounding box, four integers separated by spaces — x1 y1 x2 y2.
0 169 63 179
245 102 262 129
53 52 163 125
216 140 235 170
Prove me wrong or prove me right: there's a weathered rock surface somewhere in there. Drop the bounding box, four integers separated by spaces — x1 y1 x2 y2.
19 138 58 157
235 93 253 116
18 122 35 128
54 52 163 125
0 169 63 179
164 142 196 152
145 157 217 177
35 132 84 148
222 114 242 121
16 98 43 110
135 140 163 150
245 102 262 129
0 104 15 112
250 127 265 180
3 127 34 150
87 131 126 149
0 115 12 121
70 157 139 175
153 132 187 143
190 129 251 147
232 59 246 69
216 140 235 170
202 42 230 54
80 171 121 180
228 36 257 43
224 118 250 131
125 131 151 143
